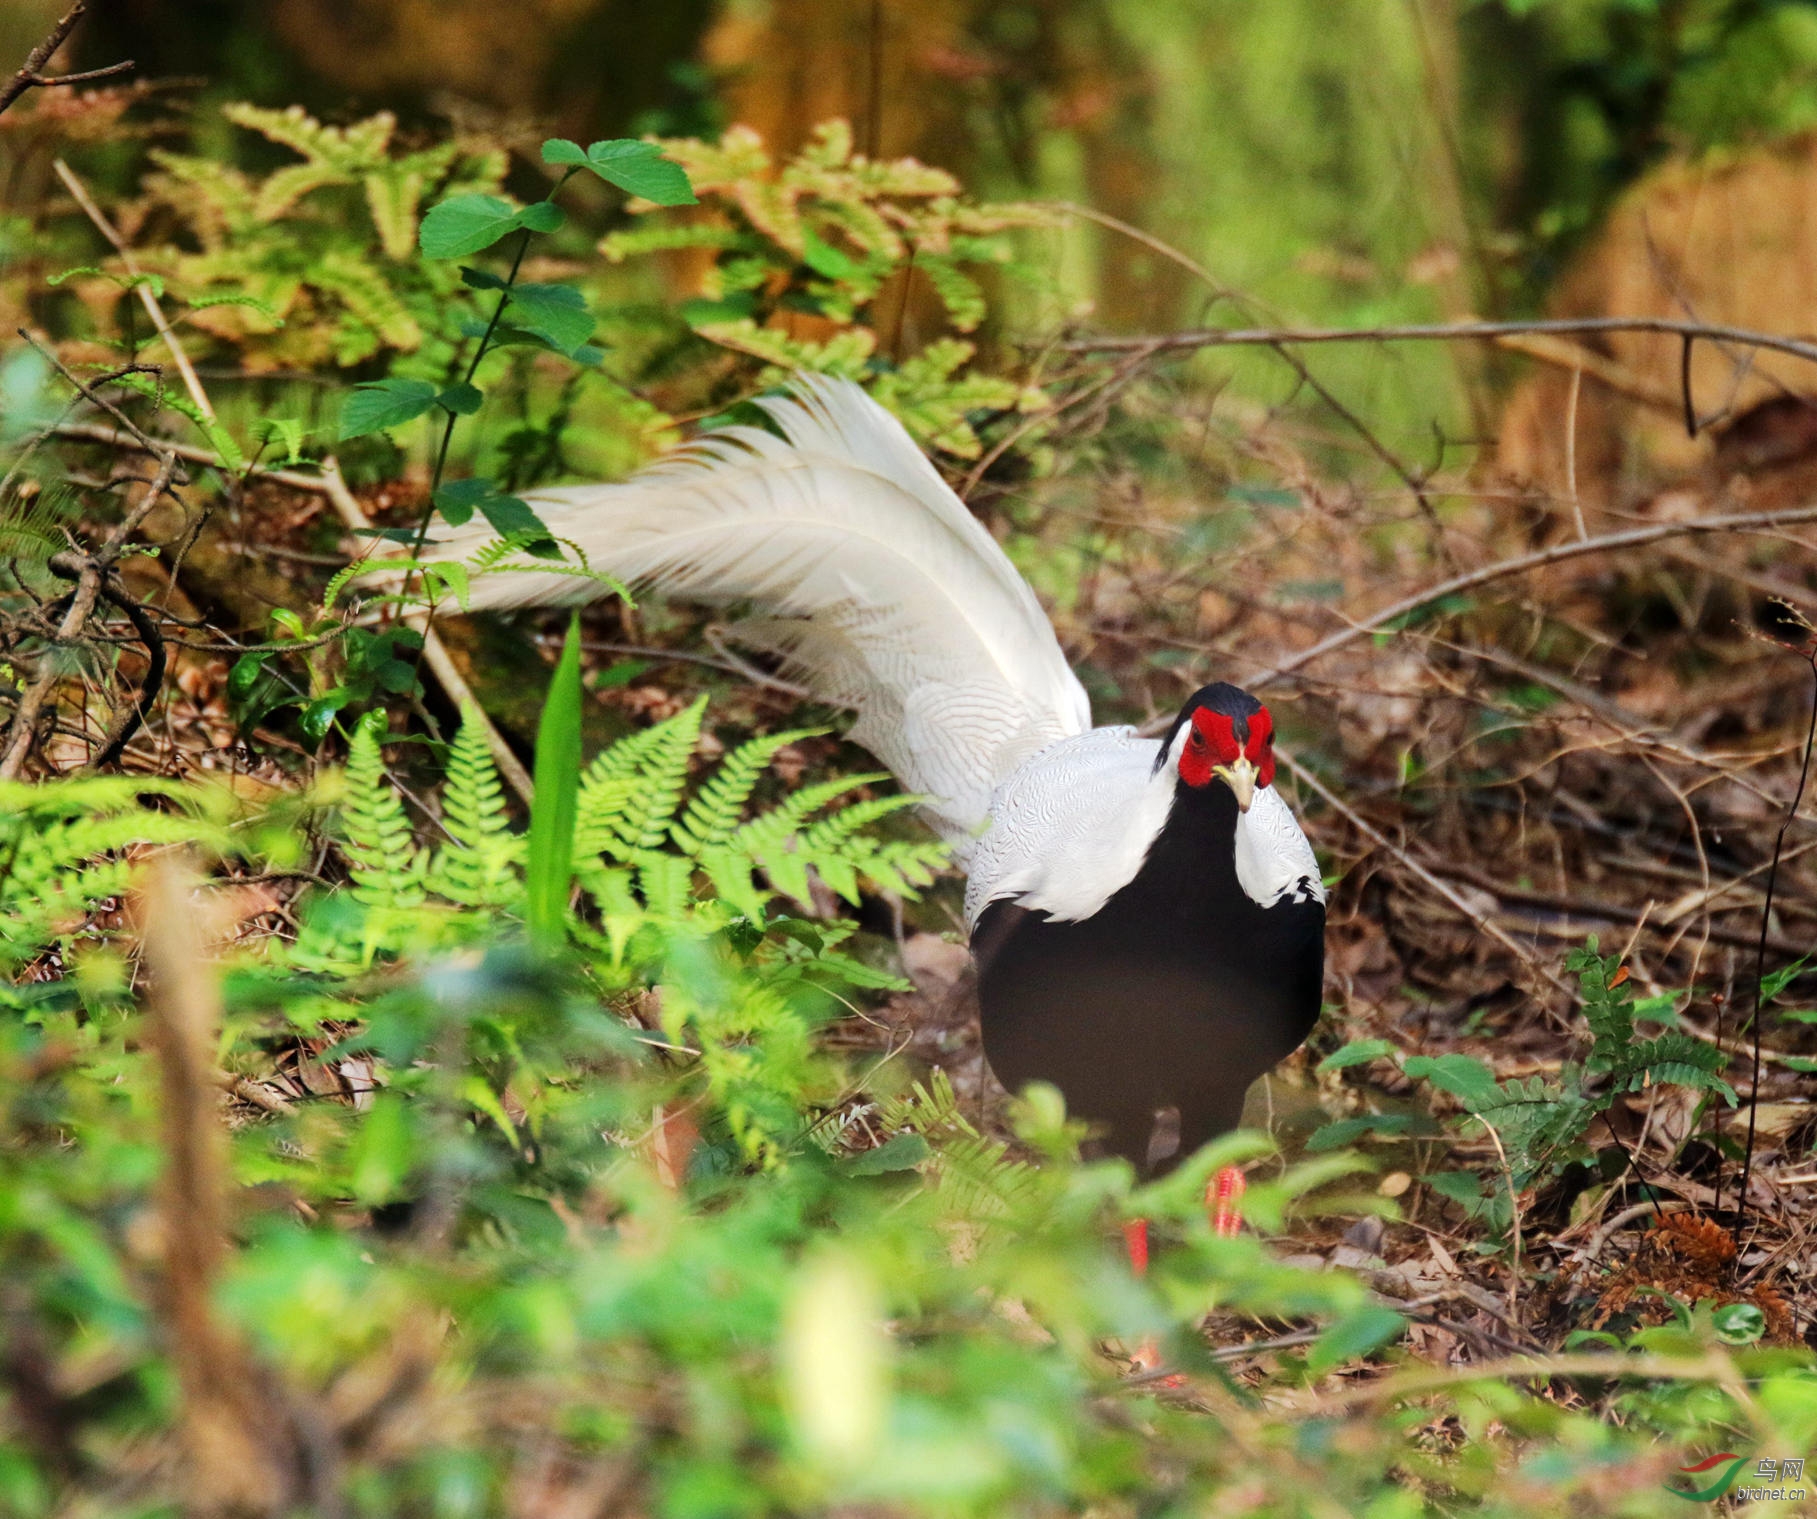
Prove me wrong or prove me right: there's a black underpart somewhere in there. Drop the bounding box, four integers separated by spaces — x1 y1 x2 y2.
973 774 1324 1179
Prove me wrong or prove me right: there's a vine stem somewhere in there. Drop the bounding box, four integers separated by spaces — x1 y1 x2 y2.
404 223 536 580
1735 637 1817 1223
399 165 580 675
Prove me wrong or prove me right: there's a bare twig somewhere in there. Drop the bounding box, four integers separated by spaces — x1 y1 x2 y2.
0 3 131 121
1061 316 1817 373
53 159 214 422
1737 637 1817 1223
1245 500 1817 690
33 418 536 802
316 459 536 807
1276 747 1571 994
1048 202 1451 556
0 447 178 777
74 567 167 771
20 333 189 480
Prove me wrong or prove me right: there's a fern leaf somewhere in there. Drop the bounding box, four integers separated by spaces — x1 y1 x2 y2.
427 705 520 906
618 697 707 852
340 723 424 907
670 727 826 854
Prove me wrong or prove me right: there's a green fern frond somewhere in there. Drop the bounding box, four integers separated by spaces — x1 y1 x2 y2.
0 778 227 964
670 727 826 854
609 697 707 853
340 723 424 907
427 706 520 907
1614 1032 1735 1104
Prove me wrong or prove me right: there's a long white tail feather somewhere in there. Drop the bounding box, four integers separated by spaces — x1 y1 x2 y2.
385 376 1090 850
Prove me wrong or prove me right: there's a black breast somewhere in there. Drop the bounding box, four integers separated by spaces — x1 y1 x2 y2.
972 782 1324 1177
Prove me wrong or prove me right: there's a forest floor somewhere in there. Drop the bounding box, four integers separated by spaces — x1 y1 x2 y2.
47 362 1817 1377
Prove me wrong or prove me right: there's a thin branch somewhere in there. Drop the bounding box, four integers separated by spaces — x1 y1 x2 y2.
0 449 178 778
53 159 215 422
20 334 189 482
1060 316 1817 373
0 3 131 120
36 419 536 804
1246 500 1817 690
315 459 536 808
1277 747 1571 994
1737 639 1817 1222
77 572 167 772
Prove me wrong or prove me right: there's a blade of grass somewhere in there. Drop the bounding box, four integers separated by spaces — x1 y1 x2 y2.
526 613 583 951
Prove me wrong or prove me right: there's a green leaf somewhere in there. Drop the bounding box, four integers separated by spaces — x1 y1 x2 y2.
477 493 560 559
1306 1112 1425 1152
507 283 594 357
1404 1053 1502 1110
526 614 584 952
1713 1302 1766 1346
437 382 483 415
186 291 282 323
253 417 306 464
339 378 438 440
546 138 696 205
515 201 565 234
347 1094 417 1205
460 266 510 291
1306 1307 1405 1374
419 194 529 259
300 691 348 744
227 653 268 700
1318 1039 1397 1073
421 561 471 612
431 476 493 527
1761 957 1810 1003
1424 1170 1484 1206
431 480 557 557
844 1133 931 1176
801 228 861 280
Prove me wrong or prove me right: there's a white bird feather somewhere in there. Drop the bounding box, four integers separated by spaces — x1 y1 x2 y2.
382 375 1322 909
963 725 1325 928
391 376 1090 850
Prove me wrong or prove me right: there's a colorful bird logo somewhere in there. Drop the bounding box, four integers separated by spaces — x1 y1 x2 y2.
1665 1453 1749 1502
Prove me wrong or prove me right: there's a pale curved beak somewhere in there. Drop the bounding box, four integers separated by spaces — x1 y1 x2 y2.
1214 755 1257 812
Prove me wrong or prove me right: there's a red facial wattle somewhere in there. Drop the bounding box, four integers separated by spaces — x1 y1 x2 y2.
1244 707 1276 788
1178 705 1275 791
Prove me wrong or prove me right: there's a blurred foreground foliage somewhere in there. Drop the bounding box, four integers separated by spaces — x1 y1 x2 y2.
1 73 1816 1519
2 700 1815 1517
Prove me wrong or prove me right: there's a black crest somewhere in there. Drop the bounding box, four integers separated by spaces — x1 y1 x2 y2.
1152 681 1264 774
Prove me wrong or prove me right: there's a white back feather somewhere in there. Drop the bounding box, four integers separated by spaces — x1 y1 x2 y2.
964 726 1170 927
965 725 1329 928
403 376 1090 848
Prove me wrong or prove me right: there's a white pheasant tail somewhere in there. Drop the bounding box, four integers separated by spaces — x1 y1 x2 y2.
400 377 1090 853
